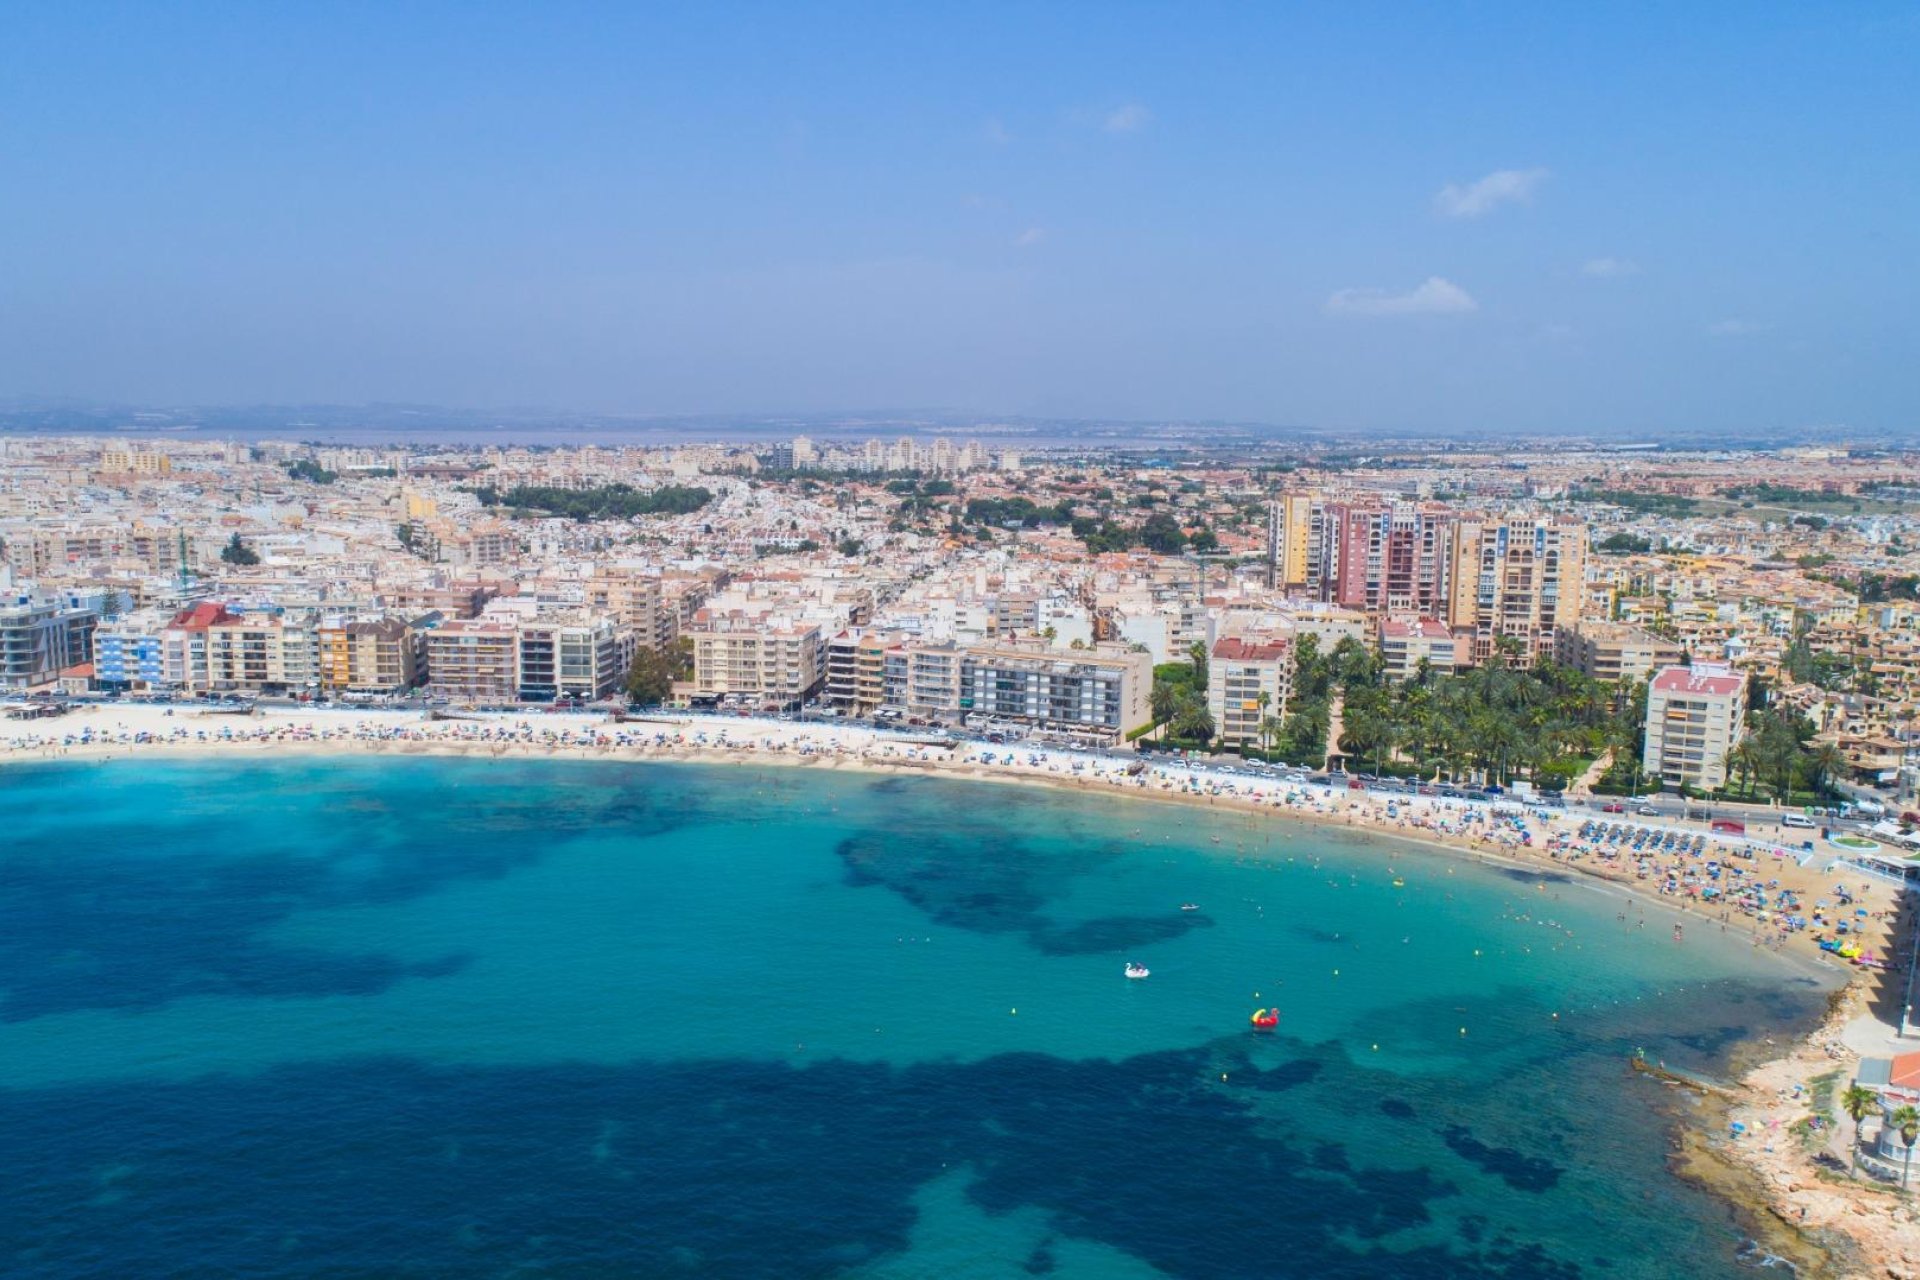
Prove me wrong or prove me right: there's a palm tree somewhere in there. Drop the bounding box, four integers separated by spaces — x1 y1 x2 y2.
1150 681 1176 726
1807 741 1851 798
1258 715 1283 754
1893 1105 1920 1188
1727 738 1763 800
1256 691 1273 748
1842 1084 1881 1175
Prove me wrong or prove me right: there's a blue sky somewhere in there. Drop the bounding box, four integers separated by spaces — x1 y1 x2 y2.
2 3 1915 435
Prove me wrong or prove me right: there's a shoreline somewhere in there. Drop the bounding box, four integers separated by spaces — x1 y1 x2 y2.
6 703 1915 1275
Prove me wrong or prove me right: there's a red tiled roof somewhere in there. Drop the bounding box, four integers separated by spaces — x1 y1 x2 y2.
1889 1054 1920 1090
168 602 235 630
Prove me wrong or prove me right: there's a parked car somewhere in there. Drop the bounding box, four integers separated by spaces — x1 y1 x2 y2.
1601 802 1625 814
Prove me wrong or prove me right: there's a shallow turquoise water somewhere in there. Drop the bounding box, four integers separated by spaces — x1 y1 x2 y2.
0 757 1829 1277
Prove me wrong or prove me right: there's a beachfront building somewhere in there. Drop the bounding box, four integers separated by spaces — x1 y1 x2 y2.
1642 662 1748 792
515 614 630 702
878 642 964 720
1553 620 1684 684
160 602 234 691
1206 635 1292 749
687 620 825 709
317 618 423 694
0 591 96 691
1378 617 1457 682
204 613 292 693
825 629 893 716
425 618 519 704
93 623 167 691
957 640 1152 742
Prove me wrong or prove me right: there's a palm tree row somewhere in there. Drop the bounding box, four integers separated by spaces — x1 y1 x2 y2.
1333 644 1636 788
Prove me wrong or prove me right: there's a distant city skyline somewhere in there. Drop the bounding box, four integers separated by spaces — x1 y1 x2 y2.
2 4 1915 435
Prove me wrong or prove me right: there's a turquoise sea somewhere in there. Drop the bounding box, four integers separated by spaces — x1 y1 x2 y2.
0 756 1831 1278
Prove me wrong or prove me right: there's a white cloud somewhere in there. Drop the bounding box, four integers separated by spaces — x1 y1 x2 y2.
1705 318 1767 337
1433 167 1549 218
1580 256 1640 278
1103 103 1152 133
1013 227 1046 248
1325 276 1478 318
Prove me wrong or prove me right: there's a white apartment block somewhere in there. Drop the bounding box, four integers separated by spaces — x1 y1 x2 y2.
957 642 1152 740
1642 663 1749 792
1207 636 1293 748
689 621 825 707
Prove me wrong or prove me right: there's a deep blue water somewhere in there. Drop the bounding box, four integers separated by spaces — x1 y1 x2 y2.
0 758 1832 1277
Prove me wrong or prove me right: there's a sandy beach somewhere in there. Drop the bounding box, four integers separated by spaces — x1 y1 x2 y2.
7 700 1919 1275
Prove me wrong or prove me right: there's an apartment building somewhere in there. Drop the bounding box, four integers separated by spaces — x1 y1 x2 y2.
318 618 422 693
1265 494 1315 590
688 621 825 708
378 581 498 620
1553 620 1684 684
0 593 97 691
1378 617 1457 682
1446 516 1587 667
957 641 1152 740
94 618 167 690
205 614 291 692
878 642 964 718
825 630 892 716
425 618 519 704
1642 662 1748 792
516 614 629 701
587 570 671 649
97 447 172 477
1319 502 1455 618
1207 636 1292 748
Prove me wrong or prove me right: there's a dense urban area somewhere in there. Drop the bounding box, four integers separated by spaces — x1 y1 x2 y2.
3 432 1917 826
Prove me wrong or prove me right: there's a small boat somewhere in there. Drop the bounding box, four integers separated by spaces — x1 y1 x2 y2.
1125 963 1151 980
1391 877 1405 888
1179 902 1200 912
1249 1008 1279 1030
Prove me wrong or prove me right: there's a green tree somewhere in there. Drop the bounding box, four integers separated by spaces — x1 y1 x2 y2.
219 532 260 566
1806 741 1850 797
1139 512 1188 554
1843 1084 1881 1176
625 640 692 706
1894 1105 1920 1188
1188 639 1210 689
287 458 338 484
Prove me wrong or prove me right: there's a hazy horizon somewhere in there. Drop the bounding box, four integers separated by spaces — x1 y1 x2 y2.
3 5 1916 437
